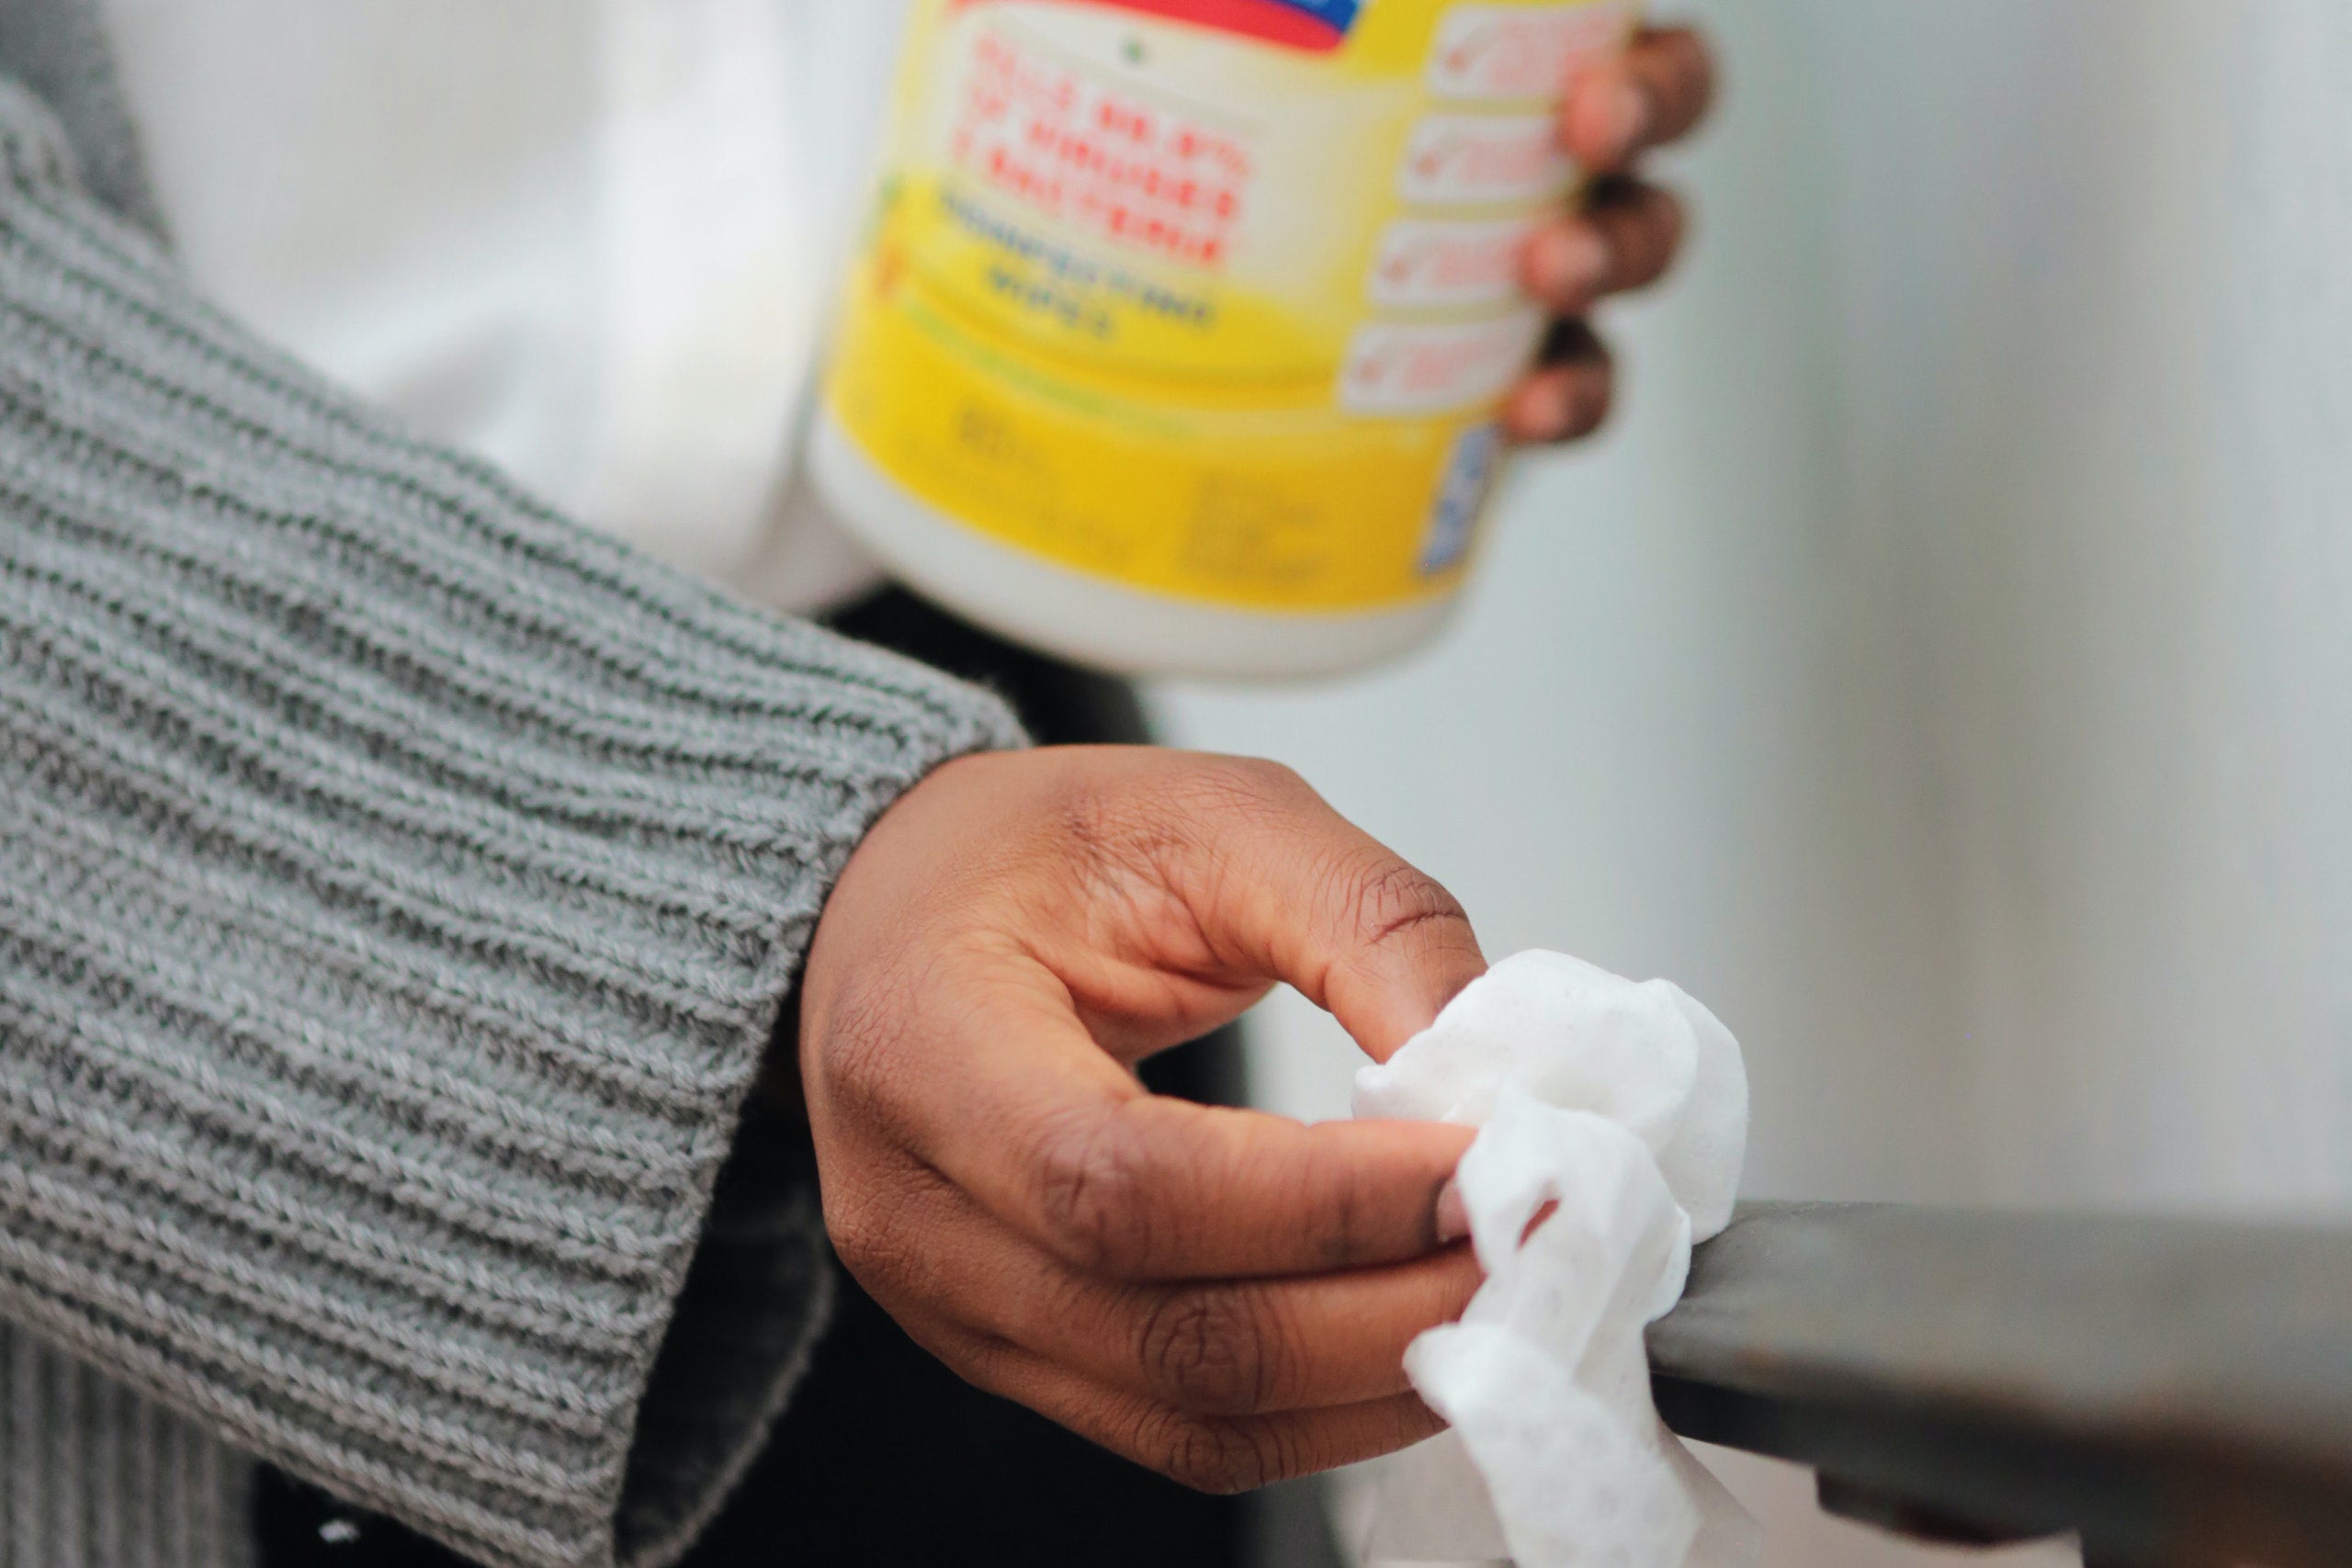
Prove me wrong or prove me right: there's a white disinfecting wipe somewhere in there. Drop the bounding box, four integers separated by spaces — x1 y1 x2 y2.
1351 951 1759 1568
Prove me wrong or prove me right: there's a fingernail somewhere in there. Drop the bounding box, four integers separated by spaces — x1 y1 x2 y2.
1520 374 1576 438
1434 1179 1470 1245
1532 223 1609 307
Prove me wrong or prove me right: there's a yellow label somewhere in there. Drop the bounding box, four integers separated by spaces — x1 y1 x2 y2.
823 0 1634 613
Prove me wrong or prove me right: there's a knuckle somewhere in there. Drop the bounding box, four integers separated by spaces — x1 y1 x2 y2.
1659 28 1716 112
1035 1111 1157 1274
1569 366 1615 436
819 1155 941 1286
1183 756 1310 824
812 964 908 1112
1307 1151 1372 1269
1051 765 1199 891
1656 183 1689 235
1138 1287 1283 1415
1221 755 1306 799
1148 1412 1287 1495
820 1191 872 1263
820 1186 895 1280
1051 766 1134 863
1341 856 1469 953
1641 189 1688 270
1593 183 1683 284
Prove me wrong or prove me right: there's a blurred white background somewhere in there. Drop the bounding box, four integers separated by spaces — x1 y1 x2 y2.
1159 2 2352 1562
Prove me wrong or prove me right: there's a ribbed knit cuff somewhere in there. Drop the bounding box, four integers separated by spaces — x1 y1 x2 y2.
615 1102 835 1568
0 81 1022 1567
0 1325 254 1568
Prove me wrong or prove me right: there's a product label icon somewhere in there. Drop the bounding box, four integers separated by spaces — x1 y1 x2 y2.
1397 112 1574 206
1370 214 1542 309
1428 3 1628 98
1341 311 1545 414
953 0 1363 51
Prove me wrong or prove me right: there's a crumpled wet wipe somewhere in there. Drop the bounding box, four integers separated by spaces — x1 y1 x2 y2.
1352 951 1759 1568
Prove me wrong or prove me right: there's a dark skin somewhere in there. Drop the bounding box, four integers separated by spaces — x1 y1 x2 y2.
1504 26 1717 444
797 32 1719 1495
800 750 1487 1492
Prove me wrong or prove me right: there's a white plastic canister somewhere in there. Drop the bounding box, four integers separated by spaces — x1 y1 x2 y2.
813 0 1634 677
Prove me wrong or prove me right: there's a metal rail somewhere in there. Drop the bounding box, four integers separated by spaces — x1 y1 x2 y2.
1647 1201 2352 1567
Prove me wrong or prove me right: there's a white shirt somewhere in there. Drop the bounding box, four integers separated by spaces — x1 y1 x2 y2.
97 0 910 612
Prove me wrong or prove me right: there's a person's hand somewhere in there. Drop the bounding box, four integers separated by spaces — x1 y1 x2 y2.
1502 24 1717 444
797 747 1488 1491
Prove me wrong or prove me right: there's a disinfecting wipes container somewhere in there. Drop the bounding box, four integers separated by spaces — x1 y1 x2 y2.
813 0 1635 677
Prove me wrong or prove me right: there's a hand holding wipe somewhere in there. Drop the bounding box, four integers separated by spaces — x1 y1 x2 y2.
1353 952 1759 1568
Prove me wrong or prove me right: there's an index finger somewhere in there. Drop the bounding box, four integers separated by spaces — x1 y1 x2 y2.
1560 26 1715 174
1151 756 1490 1064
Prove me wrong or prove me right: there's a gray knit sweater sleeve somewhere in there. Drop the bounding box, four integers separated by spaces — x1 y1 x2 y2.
0 74 1022 1568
